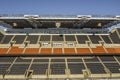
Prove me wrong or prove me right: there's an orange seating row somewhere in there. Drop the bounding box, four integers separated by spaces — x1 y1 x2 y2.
0 46 120 55
25 48 39 54
0 48 8 54
77 48 91 54
8 46 24 54
91 46 106 54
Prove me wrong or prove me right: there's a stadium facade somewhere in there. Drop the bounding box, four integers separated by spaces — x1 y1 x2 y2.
0 14 120 80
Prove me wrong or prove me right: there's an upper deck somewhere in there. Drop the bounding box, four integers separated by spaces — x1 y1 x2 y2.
0 14 120 29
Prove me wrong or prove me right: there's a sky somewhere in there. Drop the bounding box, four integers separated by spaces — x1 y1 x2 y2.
0 0 120 15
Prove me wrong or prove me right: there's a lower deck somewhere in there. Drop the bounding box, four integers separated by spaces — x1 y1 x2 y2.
0 56 120 79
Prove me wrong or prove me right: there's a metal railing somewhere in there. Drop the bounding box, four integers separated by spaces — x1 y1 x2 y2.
0 14 117 18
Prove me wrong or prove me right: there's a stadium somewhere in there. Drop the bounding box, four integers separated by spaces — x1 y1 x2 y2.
0 14 120 80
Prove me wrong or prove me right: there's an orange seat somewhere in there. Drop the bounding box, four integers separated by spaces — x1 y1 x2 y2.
25 48 39 54
53 48 62 54
92 46 106 53
8 46 23 54
115 48 120 53
64 48 75 54
106 48 116 53
40 48 52 54
76 48 91 54
0 48 8 54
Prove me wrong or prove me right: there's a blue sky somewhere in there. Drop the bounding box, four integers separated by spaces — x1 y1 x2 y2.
0 0 120 15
